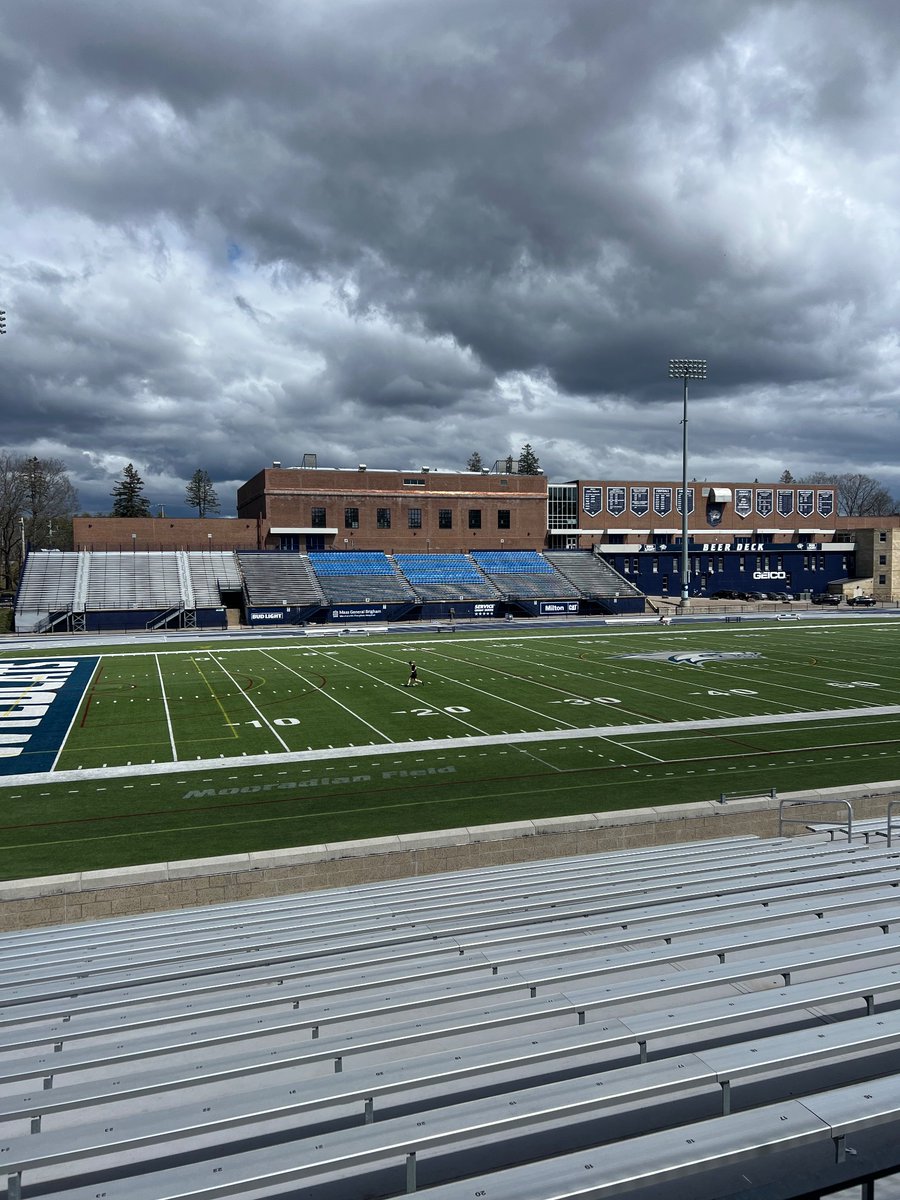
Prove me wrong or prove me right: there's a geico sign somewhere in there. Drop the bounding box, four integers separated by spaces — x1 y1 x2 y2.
752 571 786 580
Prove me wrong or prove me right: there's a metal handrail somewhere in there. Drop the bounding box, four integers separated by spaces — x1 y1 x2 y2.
778 797 853 841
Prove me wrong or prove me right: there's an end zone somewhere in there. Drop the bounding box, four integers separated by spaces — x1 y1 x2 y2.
0 658 99 776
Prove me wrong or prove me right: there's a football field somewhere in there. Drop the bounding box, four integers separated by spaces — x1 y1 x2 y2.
1 616 899 878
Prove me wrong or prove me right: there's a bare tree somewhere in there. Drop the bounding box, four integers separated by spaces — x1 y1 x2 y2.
0 454 78 588
798 471 895 517
0 454 28 590
22 456 78 549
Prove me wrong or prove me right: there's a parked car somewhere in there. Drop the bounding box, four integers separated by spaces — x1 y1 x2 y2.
811 593 841 605
740 590 766 601
765 591 794 601
711 589 740 599
846 595 876 607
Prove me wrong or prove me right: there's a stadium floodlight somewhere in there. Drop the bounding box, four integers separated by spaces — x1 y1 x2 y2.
0 310 6 334
668 358 707 608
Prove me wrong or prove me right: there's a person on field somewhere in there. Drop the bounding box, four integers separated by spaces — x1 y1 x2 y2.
405 661 420 687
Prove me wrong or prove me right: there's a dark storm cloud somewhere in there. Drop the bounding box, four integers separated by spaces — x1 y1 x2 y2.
2 0 900 512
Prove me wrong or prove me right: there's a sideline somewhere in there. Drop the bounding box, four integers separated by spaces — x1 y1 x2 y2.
5 703 900 790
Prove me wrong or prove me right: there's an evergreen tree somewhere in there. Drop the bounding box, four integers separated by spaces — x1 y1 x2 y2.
466 451 484 471
779 469 795 484
504 454 514 473
185 469 220 517
111 463 152 518
517 443 541 475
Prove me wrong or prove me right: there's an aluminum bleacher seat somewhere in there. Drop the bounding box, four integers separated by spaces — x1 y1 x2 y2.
235 553 326 606
545 550 645 600
4 834 900 1198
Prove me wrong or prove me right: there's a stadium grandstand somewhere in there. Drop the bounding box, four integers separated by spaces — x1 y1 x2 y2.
15 546 616 632
4 830 900 1197
18 455 900 633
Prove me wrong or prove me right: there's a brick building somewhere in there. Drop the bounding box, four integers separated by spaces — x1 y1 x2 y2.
236 463 549 553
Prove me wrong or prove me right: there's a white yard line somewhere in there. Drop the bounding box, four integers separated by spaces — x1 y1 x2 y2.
209 653 292 752
7 703 900 788
258 650 393 743
306 650 494 737
50 657 103 772
155 654 178 762
359 645 583 733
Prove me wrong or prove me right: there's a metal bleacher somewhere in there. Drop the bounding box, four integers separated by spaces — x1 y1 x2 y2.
470 550 579 600
185 550 244 606
393 553 501 600
545 550 645 602
14 552 78 623
309 551 416 604
235 552 326 607
5 834 900 1198
81 551 183 609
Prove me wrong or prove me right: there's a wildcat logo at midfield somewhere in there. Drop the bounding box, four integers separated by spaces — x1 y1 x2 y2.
617 650 762 667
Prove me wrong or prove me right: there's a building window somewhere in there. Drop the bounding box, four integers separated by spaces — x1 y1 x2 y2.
311 507 326 528
548 484 577 529
497 509 511 530
345 507 359 529
408 508 422 530
879 554 887 566
468 509 482 530
879 574 887 585
439 509 452 530
879 531 887 542
403 478 425 486
377 508 391 529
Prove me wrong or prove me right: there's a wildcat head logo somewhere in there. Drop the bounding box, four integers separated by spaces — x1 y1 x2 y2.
618 650 762 668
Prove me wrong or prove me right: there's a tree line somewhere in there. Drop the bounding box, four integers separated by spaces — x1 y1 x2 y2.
779 470 898 517
0 457 221 590
465 444 542 474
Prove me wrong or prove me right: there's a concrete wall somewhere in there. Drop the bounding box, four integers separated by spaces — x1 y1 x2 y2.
1 783 897 932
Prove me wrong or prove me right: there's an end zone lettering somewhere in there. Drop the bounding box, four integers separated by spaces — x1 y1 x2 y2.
0 660 82 759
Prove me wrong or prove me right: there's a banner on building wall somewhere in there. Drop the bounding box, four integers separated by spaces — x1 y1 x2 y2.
734 489 753 519
777 489 794 517
675 487 695 516
756 488 774 518
653 487 672 517
817 490 835 518
582 486 603 517
630 486 650 516
798 489 814 518
607 486 627 517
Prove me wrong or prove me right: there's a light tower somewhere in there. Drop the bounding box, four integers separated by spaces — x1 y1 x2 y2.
668 358 707 607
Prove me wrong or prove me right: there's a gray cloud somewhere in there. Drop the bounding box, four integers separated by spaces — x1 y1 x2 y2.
2 0 900 514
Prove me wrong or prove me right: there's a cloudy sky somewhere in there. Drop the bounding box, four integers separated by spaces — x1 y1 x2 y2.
3 0 900 516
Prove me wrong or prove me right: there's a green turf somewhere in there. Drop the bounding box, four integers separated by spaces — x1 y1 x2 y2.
2 617 899 878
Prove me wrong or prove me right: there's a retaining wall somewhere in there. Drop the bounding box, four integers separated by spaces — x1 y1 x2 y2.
1 783 897 931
